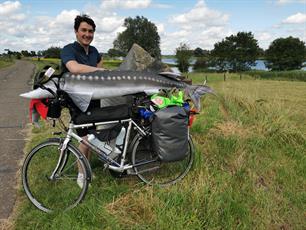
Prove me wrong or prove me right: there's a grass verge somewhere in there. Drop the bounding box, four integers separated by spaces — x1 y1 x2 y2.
0 58 14 69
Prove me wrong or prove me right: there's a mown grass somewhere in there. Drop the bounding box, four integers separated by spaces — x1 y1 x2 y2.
13 72 306 229
103 59 122 69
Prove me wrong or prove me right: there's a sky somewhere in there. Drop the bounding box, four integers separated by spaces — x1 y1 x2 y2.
0 0 305 54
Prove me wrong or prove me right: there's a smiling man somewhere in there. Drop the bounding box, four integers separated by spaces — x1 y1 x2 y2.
61 14 105 74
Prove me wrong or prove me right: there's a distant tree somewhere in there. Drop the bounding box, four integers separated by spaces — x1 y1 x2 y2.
257 47 265 58
211 32 260 72
37 51 43 57
21 50 31 57
7 50 13 55
107 48 125 57
175 43 193 73
16 52 21 59
41 46 61 58
113 16 161 59
194 47 204 57
193 47 210 57
30 51 36 57
265 36 306 71
193 57 210 71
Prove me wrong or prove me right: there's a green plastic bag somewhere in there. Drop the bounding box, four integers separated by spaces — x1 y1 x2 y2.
151 91 184 109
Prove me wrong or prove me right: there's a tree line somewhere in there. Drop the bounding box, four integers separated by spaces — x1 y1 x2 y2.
184 34 306 72
2 16 305 72
2 47 61 60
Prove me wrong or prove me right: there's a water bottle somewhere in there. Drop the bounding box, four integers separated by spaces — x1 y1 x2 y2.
106 128 125 160
115 127 126 146
87 134 112 155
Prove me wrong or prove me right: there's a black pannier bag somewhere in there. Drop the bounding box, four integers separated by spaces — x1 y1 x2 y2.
151 106 189 162
47 99 62 119
72 104 130 141
73 104 130 124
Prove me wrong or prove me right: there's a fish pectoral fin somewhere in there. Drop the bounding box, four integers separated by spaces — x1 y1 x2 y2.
67 92 93 112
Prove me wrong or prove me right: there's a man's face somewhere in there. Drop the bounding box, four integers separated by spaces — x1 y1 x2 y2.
75 22 94 47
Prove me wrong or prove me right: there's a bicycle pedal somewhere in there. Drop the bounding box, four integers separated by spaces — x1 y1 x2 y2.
103 163 110 171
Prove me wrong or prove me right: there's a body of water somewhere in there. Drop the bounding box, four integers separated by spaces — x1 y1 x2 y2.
162 58 306 73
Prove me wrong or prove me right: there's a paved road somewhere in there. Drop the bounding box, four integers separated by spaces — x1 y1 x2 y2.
0 60 34 222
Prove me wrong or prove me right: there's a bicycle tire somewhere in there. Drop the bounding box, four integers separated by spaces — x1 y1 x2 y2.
131 134 194 186
22 138 90 212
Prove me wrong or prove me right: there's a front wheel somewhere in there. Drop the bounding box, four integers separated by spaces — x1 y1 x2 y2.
131 135 194 186
22 138 90 212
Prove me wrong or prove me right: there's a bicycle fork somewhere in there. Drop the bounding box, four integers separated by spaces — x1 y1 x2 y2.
49 138 70 180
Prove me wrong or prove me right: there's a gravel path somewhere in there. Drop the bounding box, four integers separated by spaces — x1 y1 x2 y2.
0 60 34 224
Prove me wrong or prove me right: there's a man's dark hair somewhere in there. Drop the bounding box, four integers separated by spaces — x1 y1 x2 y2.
74 14 96 31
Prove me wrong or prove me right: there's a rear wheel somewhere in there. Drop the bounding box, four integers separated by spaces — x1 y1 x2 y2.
22 138 90 212
131 135 194 186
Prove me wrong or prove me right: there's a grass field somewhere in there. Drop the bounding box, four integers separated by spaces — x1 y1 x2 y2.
12 71 306 229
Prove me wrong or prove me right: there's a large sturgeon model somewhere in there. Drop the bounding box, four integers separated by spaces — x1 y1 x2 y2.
20 70 213 111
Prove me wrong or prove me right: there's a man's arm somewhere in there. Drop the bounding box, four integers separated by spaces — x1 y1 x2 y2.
66 60 106 74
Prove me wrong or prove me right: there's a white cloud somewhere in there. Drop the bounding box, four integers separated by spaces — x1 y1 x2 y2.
254 32 274 49
162 0 231 53
0 1 21 15
95 15 124 33
151 3 172 9
100 0 151 9
276 0 305 5
49 10 80 29
9 13 26 21
282 12 306 24
169 0 229 26
257 32 272 41
156 23 165 35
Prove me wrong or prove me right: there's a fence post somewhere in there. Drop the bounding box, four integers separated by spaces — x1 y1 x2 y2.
224 73 226 81
205 75 208 82
240 74 242 80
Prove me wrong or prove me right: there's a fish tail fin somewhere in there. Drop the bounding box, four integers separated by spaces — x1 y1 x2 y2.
185 85 214 111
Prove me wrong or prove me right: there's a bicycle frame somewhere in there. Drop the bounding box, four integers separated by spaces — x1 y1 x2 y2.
50 117 150 180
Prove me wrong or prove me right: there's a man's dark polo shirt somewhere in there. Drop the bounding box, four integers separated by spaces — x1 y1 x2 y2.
60 41 101 73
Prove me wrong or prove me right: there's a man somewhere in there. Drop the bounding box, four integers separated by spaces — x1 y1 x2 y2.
60 14 105 188
61 14 105 73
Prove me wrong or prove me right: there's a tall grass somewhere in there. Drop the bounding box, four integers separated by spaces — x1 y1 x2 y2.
13 73 306 229
245 70 306 82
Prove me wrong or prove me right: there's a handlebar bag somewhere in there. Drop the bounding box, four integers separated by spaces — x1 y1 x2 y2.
151 106 189 162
